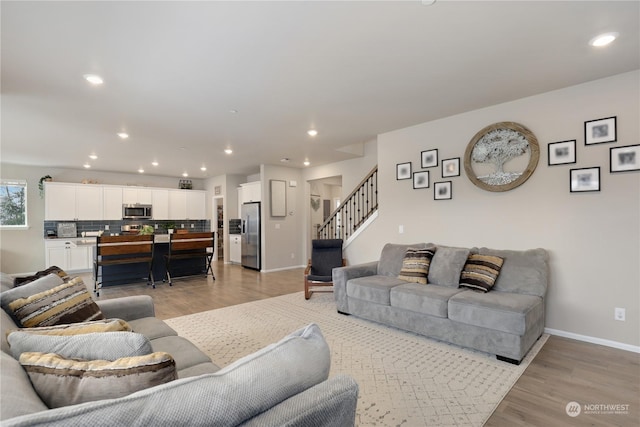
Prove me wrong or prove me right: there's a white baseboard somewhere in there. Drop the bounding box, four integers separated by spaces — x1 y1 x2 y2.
261 264 306 273
545 328 640 353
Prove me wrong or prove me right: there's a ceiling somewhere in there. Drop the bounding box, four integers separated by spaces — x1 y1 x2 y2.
2 1 638 179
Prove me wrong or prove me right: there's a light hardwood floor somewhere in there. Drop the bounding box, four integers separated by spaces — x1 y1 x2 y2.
86 262 640 426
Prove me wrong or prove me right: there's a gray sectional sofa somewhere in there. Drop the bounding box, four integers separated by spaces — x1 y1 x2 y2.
1 272 358 426
333 243 549 363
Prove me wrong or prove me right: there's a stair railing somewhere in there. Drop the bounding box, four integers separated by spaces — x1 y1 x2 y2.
317 166 378 241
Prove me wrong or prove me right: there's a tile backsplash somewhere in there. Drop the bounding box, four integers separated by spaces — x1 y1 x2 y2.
44 219 210 238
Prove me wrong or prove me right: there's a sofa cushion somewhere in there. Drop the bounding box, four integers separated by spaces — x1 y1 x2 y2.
428 246 472 287
448 290 543 335
477 247 548 297
390 283 464 318
8 331 152 361
128 317 178 340
150 335 213 372
5 277 104 328
459 254 504 293
347 275 407 305
378 243 430 277
397 248 435 284
0 352 48 420
1 308 19 354
1 272 15 293
21 351 177 409
177 361 221 379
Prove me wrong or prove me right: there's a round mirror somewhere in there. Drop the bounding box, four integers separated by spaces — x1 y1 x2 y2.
464 122 539 192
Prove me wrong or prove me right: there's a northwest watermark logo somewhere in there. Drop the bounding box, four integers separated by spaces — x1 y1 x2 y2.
566 401 630 417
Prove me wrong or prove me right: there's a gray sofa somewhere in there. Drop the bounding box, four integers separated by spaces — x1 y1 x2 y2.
1 272 358 426
333 243 549 363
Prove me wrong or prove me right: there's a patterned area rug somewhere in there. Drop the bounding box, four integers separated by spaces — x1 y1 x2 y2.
166 292 547 427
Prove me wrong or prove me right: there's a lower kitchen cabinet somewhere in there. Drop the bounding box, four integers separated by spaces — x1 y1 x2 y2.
45 240 93 272
230 235 241 264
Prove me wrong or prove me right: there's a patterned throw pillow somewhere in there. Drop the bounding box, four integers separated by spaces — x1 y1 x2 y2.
21 351 177 408
7 277 104 328
398 248 436 284
459 254 505 293
13 266 69 287
8 318 132 336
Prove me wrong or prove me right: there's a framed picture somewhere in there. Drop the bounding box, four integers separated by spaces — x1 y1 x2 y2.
434 181 452 200
396 162 412 180
610 144 640 173
413 171 430 189
548 140 576 166
421 149 438 168
585 116 616 145
441 158 460 177
570 167 600 192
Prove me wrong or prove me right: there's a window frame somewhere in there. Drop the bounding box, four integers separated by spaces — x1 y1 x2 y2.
0 179 29 230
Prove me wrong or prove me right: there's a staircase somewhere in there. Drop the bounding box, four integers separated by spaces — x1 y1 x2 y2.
317 166 378 243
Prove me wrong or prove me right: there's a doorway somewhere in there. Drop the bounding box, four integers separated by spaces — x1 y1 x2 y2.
212 196 224 261
308 176 342 240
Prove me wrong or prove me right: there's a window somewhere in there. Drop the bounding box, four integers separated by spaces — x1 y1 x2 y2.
0 180 28 228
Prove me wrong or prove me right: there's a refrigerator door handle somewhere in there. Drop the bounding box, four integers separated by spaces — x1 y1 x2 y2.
241 219 246 234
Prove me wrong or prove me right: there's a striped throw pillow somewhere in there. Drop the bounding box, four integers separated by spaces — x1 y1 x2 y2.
8 318 132 336
7 277 104 328
21 351 177 408
459 254 505 292
398 248 436 284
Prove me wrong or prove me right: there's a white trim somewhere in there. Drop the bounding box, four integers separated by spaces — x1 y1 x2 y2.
545 327 640 353
261 264 306 273
344 210 378 249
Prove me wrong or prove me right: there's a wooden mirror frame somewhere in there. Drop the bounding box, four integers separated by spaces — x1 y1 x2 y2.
464 121 540 192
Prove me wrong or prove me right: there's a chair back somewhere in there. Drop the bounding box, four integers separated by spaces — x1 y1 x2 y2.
310 239 343 276
96 234 154 257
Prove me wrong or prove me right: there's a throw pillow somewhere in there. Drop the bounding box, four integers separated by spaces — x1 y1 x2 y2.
7 318 132 336
8 331 152 361
459 254 505 293
6 276 104 328
398 248 436 284
20 351 177 409
13 266 69 287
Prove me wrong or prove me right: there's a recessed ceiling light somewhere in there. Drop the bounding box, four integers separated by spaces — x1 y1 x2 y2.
200 166 207 171
307 129 318 137
83 74 103 85
229 109 238 114
117 132 129 139
152 161 159 166
83 163 91 169
89 154 98 160
590 32 619 47
303 160 310 167
138 168 144 174
280 158 290 163
224 148 233 155
182 172 189 177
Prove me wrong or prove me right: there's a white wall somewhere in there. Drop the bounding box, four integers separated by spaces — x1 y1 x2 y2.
345 71 639 348
0 164 204 273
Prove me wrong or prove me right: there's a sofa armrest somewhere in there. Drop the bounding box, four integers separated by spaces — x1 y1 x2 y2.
332 261 378 313
239 374 359 427
95 296 155 321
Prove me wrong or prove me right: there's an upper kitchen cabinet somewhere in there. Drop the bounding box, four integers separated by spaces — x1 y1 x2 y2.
168 190 187 220
103 186 123 220
152 189 169 220
122 187 152 205
45 182 103 220
240 181 261 203
186 191 206 219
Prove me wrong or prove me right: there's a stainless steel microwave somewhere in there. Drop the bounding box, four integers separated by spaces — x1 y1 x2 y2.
122 204 152 220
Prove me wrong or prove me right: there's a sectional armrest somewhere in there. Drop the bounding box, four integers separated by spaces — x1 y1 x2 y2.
333 261 378 313
95 295 155 321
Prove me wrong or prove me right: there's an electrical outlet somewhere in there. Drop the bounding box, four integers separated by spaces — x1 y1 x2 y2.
181 224 184 228
104 225 109 230
154 224 158 229
290 253 295 259
190 224 194 228
615 307 626 321
399 225 404 234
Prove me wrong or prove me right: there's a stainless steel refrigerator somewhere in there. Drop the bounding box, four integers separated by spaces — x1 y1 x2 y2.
241 202 261 270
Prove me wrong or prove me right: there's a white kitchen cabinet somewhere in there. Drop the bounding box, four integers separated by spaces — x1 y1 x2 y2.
103 187 123 220
186 191 206 219
123 188 152 205
45 239 92 272
240 181 261 203
45 183 103 220
229 235 241 263
152 189 169 220
168 190 187 220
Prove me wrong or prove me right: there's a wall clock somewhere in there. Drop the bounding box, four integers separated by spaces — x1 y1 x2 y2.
464 121 539 192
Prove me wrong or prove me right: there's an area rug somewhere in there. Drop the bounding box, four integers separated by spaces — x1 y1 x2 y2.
165 292 547 427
